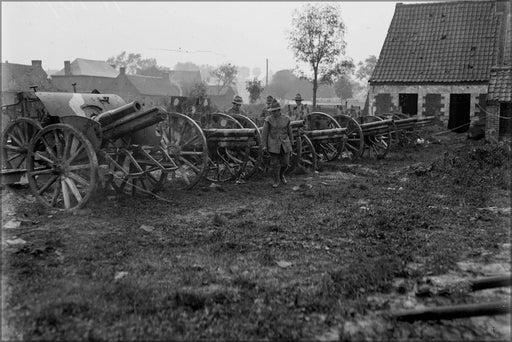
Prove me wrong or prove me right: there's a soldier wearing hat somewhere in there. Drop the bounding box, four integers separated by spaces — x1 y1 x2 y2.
260 95 274 119
288 93 310 121
226 95 247 116
261 99 293 188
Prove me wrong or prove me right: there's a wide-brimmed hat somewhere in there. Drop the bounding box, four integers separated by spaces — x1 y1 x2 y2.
294 93 303 101
266 95 274 105
268 99 281 112
232 95 243 105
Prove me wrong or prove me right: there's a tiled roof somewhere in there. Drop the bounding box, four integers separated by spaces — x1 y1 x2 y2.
370 0 499 83
126 75 180 96
53 58 118 77
1 62 58 92
487 67 512 102
50 75 115 94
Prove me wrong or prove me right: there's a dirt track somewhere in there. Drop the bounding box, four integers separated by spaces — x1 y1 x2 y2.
1 132 511 340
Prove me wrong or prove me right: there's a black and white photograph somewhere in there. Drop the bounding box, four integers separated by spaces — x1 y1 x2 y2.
1 0 511 340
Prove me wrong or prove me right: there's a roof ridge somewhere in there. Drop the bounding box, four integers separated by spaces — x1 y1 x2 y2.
398 0 495 6
127 74 163 80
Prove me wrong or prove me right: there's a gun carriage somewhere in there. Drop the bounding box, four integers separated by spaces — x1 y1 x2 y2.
199 113 260 182
1 91 210 211
377 113 436 146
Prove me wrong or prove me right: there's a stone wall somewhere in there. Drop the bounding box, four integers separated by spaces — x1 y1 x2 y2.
368 83 488 126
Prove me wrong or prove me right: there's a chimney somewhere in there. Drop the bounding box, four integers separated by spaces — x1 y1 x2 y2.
120 67 126 75
64 60 71 76
31 60 42 68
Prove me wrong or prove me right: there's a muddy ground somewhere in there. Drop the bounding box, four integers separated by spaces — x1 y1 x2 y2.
1 129 511 341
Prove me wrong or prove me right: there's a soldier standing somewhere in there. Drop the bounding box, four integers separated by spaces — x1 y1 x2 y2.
288 93 310 120
225 95 247 116
261 99 293 188
260 95 274 119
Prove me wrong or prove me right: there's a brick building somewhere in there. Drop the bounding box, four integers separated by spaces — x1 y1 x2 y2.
51 58 119 93
1 60 60 129
206 85 237 111
486 66 512 140
368 0 510 134
106 67 181 108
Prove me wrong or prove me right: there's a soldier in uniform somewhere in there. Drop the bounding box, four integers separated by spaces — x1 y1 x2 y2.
260 95 274 119
261 99 293 188
288 93 310 121
225 95 247 116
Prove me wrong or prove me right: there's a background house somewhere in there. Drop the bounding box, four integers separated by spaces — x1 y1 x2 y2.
368 0 510 133
486 66 512 140
169 70 202 96
1 60 59 106
51 58 118 93
1 60 60 129
106 67 180 108
206 85 237 111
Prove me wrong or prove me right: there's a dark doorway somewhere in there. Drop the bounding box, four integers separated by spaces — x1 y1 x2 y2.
499 102 512 138
448 94 470 133
399 94 418 116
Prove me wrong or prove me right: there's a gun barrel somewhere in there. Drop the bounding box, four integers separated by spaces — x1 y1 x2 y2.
93 101 142 126
101 106 167 141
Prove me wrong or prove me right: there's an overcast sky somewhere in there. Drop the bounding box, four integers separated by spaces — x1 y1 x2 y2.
1 1 399 74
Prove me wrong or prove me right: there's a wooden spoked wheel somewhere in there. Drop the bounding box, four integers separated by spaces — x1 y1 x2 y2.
229 113 262 179
205 145 249 182
105 147 166 196
305 112 345 162
1 117 42 170
358 116 392 159
26 124 98 211
158 112 209 190
334 114 364 160
201 113 243 129
288 135 317 174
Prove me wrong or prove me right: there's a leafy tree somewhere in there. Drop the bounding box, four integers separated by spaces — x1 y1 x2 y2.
356 55 378 81
246 78 264 104
266 69 295 100
333 77 353 100
137 65 170 77
287 3 348 109
174 62 200 71
211 63 238 95
107 51 166 75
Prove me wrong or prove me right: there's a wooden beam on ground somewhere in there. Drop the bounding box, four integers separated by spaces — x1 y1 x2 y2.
391 301 511 322
469 274 511 291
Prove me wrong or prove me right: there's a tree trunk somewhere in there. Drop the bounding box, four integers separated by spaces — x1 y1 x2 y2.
312 68 318 111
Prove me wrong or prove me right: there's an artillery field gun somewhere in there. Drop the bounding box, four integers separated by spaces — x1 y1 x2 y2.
1 90 435 212
0 91 211 211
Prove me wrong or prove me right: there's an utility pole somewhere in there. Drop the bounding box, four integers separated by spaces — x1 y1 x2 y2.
265 58 268 88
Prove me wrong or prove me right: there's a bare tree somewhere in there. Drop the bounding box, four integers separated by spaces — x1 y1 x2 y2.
211 63 238 95
287 3 348 109
107 51 165 75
